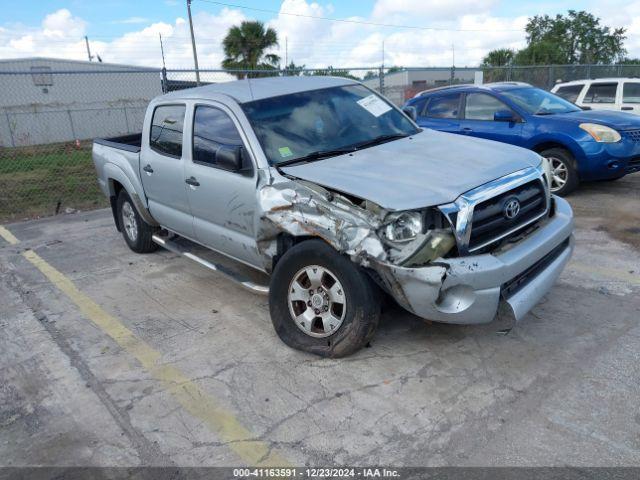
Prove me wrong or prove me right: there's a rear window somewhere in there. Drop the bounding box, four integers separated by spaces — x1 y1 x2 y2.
150 104 186 157
623 83 640 104
584 83 617 104
424 94 461 119
555 84 583 103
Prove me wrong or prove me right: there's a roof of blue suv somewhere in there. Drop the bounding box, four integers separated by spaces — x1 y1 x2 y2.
415 82 532 97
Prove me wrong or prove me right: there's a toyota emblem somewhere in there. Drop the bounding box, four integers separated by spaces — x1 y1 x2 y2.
503 198 521 220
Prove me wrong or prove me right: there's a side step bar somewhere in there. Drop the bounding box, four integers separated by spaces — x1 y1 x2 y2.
152 235 269 295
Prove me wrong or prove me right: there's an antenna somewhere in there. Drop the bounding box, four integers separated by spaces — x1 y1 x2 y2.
159 33 166 69
186 0 201 85
84 36 94 62
246 76 255 100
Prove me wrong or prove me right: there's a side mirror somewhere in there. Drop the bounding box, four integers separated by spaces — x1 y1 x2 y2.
216 145 244 172
581 105 592 111
402 106 418 121
494 109 516 122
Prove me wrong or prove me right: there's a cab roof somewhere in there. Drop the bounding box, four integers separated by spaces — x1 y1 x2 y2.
158 75 358 104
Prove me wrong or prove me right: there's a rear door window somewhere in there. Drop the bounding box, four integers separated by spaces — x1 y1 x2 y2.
150 105 186 157
424 94 461 119
555 84 584 103
623 83 640 104
583 83 617 104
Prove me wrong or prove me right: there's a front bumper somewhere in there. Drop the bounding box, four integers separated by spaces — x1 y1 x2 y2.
578 134 640 180
372 196 574 324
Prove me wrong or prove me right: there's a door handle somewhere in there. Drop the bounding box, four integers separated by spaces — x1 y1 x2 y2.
622 106 633 111
462 127 473 134
185 176 200 187
143 164 154 173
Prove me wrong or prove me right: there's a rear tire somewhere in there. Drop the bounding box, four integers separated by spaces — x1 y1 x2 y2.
116 190 158 253
541 147 579 196
269 239 380 358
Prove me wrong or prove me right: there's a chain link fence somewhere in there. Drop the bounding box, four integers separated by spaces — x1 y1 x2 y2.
1 63 637 222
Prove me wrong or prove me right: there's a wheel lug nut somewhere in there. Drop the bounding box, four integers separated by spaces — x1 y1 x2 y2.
324 306 328 312
314 309 320 315
307 301 312 306
309 290 314 295
317 287 322 293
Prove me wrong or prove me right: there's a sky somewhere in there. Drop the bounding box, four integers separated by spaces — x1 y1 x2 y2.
0 0 639 70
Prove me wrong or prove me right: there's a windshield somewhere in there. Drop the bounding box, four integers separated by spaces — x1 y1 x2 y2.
501 87 582 115
241 84 419 165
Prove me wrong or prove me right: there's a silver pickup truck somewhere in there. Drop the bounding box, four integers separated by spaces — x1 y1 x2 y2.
93 76 574 357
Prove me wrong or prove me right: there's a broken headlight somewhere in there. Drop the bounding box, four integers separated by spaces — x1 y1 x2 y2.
382 210 457 266
383 211 423 243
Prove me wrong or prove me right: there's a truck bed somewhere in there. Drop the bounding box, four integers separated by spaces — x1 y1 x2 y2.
94 133 142 153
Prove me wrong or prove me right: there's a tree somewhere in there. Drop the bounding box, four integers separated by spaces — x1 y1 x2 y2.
482 48 516 67
525 10 626 64
283 61 306 76
305 66 359 80
222 21 280 78
483 10 626 66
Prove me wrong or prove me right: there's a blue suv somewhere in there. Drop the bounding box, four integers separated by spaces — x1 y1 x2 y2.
402 82 640 195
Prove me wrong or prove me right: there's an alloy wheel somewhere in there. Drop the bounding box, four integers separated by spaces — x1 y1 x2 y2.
121 201 138 242
287 265 347 338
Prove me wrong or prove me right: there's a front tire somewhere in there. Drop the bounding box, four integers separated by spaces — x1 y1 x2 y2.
541 147 579 196
116 190 158 253
269 239 381 358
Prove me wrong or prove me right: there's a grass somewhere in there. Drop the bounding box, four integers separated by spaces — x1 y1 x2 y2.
0 143 108 223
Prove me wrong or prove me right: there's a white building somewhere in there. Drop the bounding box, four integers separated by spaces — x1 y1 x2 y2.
364 68 482 106
0 58 163 147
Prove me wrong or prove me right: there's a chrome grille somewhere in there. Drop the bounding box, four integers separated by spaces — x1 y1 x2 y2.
469 180 546 251
439 167 550 256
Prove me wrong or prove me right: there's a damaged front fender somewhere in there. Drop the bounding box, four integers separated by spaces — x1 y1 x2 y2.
256 178 389 270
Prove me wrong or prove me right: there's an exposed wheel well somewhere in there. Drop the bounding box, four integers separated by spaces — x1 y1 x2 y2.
272 233 321 271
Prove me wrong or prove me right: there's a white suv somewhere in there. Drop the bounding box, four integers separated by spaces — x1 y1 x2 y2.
551 78 640 114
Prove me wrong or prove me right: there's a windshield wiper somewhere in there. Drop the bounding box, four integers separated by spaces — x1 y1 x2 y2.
350 133 410 150
534 111 556 116
277 147 355 167
276 133 410 167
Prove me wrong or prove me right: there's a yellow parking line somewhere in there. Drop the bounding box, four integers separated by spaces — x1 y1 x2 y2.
21 248 289 467
0 226 19 245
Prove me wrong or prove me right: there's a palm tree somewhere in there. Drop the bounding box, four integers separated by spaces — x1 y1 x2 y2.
222 21 280 78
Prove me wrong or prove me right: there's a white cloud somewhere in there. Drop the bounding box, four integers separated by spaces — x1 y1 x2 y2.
371 0 499 22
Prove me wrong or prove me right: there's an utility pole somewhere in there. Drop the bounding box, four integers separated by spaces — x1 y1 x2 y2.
159 33 166 69
186 0 201 85
450 44 455 85
84 36 93 62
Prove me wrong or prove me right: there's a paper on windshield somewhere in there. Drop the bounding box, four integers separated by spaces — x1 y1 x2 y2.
357 94 392 117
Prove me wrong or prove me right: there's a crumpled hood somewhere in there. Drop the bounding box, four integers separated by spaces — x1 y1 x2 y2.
280 129 541 211
548 110 640 130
